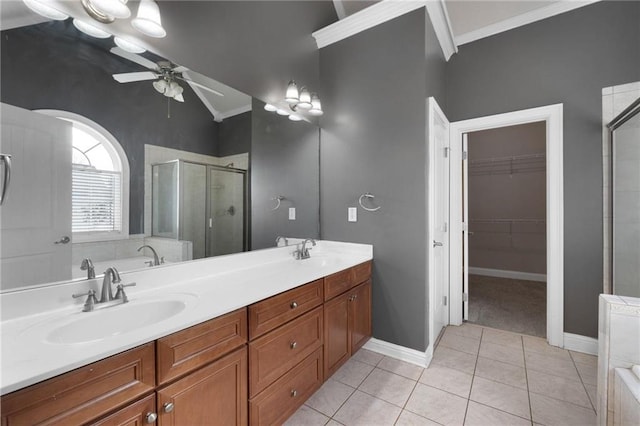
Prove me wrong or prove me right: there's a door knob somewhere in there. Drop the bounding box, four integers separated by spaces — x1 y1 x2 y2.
55 236 70 244
433 240 443 247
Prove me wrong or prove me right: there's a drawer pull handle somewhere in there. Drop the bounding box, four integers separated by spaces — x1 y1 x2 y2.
146 412 158 424
291 389 298 397
290 341 297 349
290 301 298 309
163 402 175 413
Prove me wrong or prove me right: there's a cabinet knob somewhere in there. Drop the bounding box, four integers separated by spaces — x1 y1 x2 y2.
163 402 175 413
146 412 158 424
290 341 297 349
290 301 298 309
291 389 298 397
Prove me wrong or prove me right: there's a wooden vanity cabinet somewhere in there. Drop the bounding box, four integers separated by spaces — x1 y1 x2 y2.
0 343 155 426
89 394 156 426
323 261 372 379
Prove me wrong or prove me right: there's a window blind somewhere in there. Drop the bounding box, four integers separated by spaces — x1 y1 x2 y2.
72 165 122 233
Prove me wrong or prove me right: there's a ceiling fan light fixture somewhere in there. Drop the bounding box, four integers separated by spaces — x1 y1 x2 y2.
22 0 69 21
153 79 167 94
174 93 184 103
90 0 130 19
114 37 145 54
73 18 112 39
132 0 167 38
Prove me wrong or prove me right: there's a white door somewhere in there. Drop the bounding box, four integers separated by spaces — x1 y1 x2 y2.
428 97 450 346
0 103 72 290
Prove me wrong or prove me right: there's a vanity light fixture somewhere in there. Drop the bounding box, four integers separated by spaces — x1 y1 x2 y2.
89 0 131 19
276 108 290 116
113 36 146 54
131 0 167 38
288 114 303 122
264 104 278 112
73 18 112 39
22 0 69 21
284 80 323 116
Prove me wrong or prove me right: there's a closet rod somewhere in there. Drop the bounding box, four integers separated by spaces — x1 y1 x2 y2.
470 153 545 165
470 218 545 224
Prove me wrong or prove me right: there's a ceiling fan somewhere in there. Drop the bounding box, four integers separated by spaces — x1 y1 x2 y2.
110 47 224 103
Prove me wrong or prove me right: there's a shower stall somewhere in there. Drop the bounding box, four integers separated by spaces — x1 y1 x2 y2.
607 97 640 298
152 160 248 259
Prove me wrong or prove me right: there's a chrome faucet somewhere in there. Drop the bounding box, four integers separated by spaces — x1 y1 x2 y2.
100 267 121 302
80 258 95 279
276 236 288 247
137 245 163 266
73 266 136 312
294 238 316 260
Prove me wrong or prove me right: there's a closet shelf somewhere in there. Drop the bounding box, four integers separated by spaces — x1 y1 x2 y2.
469 153 545 176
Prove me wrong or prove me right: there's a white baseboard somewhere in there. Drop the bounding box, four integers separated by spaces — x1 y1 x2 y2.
468 267 546 282
564 332 599 355
363 338 433 368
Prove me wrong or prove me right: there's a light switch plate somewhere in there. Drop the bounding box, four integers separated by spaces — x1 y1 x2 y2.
348 207 357 222
288 207 296 220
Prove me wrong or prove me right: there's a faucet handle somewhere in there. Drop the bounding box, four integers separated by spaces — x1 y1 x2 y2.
114 282 136 303
72 289 98 312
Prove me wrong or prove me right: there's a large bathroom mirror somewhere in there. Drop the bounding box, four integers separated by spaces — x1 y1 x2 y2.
0 19 320 292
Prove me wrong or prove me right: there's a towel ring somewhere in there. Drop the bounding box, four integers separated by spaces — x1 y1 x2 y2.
358 192 381 212
271 195 286 211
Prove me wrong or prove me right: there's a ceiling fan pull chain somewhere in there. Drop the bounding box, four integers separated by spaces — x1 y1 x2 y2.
167 97 171 119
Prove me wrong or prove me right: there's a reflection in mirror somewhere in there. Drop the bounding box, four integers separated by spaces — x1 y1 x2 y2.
0 19 319 292
608 97 640 298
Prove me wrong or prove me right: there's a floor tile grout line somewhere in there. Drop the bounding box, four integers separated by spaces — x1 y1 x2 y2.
463 326 484 426
521 333 535 426
328 359 380 423
392 376 421 426
568 351 598 414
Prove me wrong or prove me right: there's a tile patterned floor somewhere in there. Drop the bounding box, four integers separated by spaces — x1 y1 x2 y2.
285 324 598 426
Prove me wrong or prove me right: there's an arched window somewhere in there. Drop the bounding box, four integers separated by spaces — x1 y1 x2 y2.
38 110 129 241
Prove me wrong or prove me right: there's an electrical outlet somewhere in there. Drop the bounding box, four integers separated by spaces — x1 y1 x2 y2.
348 207 357 222
288 207 296 220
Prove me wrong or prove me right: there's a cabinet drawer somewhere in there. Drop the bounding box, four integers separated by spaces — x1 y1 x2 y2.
249 307 323 397
1 343 155 426
249 279 323 340
157 308 247 385
249 348 323 426
89 394 156 426
324 261 372 301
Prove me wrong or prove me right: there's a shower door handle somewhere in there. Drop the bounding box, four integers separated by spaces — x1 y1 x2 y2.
433 240 443 248
209 218 213 228
0 154 12 206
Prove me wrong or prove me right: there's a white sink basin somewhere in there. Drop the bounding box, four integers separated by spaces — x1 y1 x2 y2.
22 294 196 345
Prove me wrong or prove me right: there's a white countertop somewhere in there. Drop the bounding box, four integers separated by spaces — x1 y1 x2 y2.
0 240 372 395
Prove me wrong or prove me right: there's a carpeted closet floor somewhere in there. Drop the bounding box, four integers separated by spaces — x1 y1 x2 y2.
468 274 546 337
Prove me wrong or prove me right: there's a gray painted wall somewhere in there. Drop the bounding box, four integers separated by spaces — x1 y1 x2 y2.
320 10 432 351
1 22 219 235
218 111 252 157
144 1 337 109
251 99 320 250
446 1 640 337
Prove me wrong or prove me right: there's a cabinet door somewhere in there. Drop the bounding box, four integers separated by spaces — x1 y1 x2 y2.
350 280 372 354
157 346 247 426
89 395 156 426
323 293 350 379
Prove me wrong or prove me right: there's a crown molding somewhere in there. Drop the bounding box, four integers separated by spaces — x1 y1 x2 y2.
425 0 457 60
455 0 601 46
217 104 252 122
312 0 428 49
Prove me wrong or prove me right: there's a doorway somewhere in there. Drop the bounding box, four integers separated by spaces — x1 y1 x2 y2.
466 122 547 337
449 104 564 347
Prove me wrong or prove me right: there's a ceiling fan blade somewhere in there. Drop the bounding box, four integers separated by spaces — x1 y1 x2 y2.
178 77 225 97
173 65 189 73
110 47 158 71
113 72 158 83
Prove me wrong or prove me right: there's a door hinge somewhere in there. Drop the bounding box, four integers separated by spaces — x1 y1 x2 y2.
462 151 468 160
462 222 468 232
463 293 469 302
444 222 448 233
444 147 449 158
443 296 448 306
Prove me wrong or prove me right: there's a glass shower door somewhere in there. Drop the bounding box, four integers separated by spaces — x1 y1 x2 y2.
207 167 246 257
612 99 640 297
152 162 178 239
